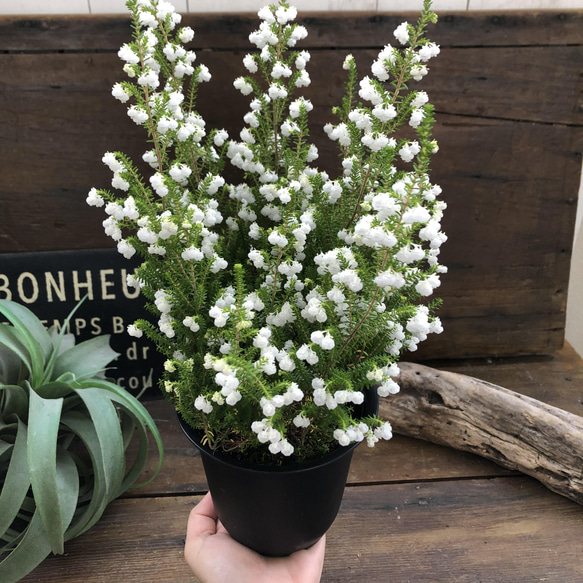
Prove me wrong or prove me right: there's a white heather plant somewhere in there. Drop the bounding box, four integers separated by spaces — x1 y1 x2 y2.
88 0 446 464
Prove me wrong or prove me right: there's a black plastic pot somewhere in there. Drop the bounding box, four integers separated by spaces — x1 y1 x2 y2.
178 386 379 557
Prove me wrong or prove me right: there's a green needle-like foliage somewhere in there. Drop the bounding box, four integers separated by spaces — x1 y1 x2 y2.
89 0 445 464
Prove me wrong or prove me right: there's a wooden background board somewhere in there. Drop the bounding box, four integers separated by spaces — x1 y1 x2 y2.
2 11 583 582
0 11 582 51
0 11 582 359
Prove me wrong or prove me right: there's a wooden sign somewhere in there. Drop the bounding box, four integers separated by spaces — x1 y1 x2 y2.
0 248 164 397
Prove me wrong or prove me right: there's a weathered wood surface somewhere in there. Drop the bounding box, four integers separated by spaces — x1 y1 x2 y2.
382 361 583 504
15 347 583 582
1 10 582 51
19 478 583 583
2 9 582 582
131 399 516 498
1 11 581 357
2 47 579 217
130 344 580 497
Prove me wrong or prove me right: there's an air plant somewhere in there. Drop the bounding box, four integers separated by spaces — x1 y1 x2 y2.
0 299 164 582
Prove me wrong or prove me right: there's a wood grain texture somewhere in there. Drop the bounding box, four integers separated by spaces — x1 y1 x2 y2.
0 55 579 355
1 11 582 51
128 398 515 499
17 478 583 583
326 479 583 583
129 346 579 498
14 348 583 582
0 12 581 358
2 11 583 583
433 342 583 414
381 361 583 504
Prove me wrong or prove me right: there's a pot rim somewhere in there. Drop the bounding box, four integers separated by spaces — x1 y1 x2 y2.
178 412 363 474
178 384 379 474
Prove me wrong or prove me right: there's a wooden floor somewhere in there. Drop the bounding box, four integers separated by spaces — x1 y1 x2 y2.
22 345 583 582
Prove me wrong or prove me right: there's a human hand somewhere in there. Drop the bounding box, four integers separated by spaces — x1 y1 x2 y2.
185 492 326 583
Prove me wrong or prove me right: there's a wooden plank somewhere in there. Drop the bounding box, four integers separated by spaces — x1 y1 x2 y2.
1 48 578 356
393 113 577 357
423 45 583 126
129 398 515 498
419 114 578 357
1 43 581 127
316 46 583 126
129 347 581 498
17 495 198 583
326 479 583 582
0 11 582 52
1 48 579 194
0 40 580 358
18 477 583 582
0 55 578 231
436 343 583 414
11 352 583 578
0 147 577 359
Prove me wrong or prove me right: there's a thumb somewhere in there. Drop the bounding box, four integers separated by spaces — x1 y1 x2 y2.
186 492 218 540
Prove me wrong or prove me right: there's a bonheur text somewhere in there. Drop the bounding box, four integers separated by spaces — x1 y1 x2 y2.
0 269 139 303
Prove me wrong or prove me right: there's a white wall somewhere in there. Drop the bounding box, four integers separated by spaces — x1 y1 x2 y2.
2 0 582 358
566 179 583 357
1 0 582 14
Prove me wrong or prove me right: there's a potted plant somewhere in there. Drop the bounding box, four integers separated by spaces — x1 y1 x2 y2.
87 0 445 556
0 299 164 582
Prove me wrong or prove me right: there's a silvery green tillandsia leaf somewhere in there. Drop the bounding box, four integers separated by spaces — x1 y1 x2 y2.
0 510 52 583
0 440 12 459
79 377 164 491
0 325 32 380
0 300 164 582
0 342 22 386
0 385 29 421
59 410 111 539
55 447 81 541
0 300 51 387
27 387 67 555
75 388 125 501
34 381 75 400
40 294 88 384
0 449 78 583
52 335 120 382
48 328 76 356
0 420 29 540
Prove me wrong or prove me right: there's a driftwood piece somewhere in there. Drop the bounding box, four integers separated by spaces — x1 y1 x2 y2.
381 362 583 505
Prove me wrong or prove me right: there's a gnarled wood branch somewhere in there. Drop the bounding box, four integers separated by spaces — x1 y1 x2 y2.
380 362 583 504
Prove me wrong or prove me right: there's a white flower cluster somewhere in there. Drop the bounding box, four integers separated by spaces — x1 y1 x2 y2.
208 287 238 328
154 289 175 338
406 305 443 351
332 417 392 447
88 0 445 460
311 378 365 411
253 327 281 373
250 380 307 456
251 419 295 456
203 355 243 406
367 362 401 397
260 383 304 416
